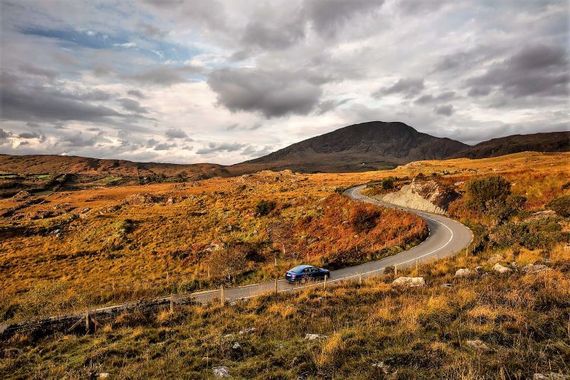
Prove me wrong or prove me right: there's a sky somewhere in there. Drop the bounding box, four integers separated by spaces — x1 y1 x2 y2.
0 0 568 164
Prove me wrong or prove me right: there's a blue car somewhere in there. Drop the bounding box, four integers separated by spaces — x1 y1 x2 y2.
285 265 330 283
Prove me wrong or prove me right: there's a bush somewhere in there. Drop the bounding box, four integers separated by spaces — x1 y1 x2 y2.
350 205 380 233
255 200 276 216
466 176 512 213
547 195 570 217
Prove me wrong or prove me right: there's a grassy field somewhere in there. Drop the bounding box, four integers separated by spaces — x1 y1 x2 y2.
0 152 569 378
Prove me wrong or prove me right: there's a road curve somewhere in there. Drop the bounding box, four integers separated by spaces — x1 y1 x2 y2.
192 185 473 304
0 185 474 337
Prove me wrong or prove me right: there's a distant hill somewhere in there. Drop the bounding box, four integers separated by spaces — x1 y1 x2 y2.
0 154 229 179
456 132 570 159
233 121 469 173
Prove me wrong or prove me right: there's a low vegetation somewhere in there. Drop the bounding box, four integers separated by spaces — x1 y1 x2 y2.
0 152 569 378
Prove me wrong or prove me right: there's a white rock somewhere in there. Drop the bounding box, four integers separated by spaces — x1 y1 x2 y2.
455 268 474 278
522 264 548 274
465 339 491 351
304 333 327 341
392 276 425 287
533 373 570 380
232 342 241 350
213 366 230 378
493 263 512 274
238 327 256 335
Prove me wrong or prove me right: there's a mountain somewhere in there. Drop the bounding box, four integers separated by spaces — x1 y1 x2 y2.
233 121 469 173
456 132 570 159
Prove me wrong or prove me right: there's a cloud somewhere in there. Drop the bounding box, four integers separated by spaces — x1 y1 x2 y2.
127 89 146 99
118 98 148 114
125 65 202 86
207 68 323 118
242 18 305 50
434 104 454 116
304 0 385 37
165 128 189 139
415 91 456 104
466 44 568 99
0 74 123 123
373 78 425 98
196 142 247 155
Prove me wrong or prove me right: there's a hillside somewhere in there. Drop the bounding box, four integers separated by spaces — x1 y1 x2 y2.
457 131 570 158
234 121 469 173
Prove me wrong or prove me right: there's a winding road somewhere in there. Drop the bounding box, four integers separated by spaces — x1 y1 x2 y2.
1 184 474 338
191 185 473 304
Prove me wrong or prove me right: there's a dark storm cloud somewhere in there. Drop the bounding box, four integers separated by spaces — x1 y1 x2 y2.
303 0 384 37
372 78 424 98
0 128 10 141
0 74 122 123
196 142 247 155
127 90 146 99
165 128 189 139
242 19 305 50
207 68 323 118
415 91 456 104
466 44 568 99
118 98 148 114
434 104 454 116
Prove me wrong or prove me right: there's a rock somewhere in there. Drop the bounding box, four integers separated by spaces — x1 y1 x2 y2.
97 373 110 379
238 327 256 335
392 277 425 287
213 366 230 378
455 268 475 278
493 263 512 274
465 339 491 351
232 342 241 350
372 361 390 374
533 373 569 380
488 254 503 264
304 333 327 341
522 264 548 274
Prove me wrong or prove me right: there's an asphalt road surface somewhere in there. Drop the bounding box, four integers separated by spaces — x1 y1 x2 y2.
191 185 473 304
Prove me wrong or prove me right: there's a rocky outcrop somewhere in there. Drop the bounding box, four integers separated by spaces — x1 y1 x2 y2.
493 263 512 274
379 177 460 215
392 276 425 287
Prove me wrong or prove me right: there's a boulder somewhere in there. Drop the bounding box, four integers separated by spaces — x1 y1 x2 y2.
493 263 512 274
522 264 548 274
392 277 425 287
455 268 474 278
533 373 569 380
465 339 491 352
304 333 327 341
213 366 230 378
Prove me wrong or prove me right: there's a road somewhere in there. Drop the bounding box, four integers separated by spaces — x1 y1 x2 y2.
1 184 474 338
191 185 473 304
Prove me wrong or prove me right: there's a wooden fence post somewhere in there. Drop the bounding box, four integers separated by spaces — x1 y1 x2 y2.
85 310 90 334
394 264 398 276
323 275 327 290
274 278 278 294
220 285 224 306
359 274 362 285
415 259 419 275
170 294 175 314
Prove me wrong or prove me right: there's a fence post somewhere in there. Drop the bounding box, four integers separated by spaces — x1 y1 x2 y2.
394 264 398 276
170 294 175 314
274 278 278 294
359 274 362 285
323 275 327 290
415 259 418 275
220 285 224 306
85 310 90 334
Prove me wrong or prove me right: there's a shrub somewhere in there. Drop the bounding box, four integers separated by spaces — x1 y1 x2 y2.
466 176 511 213
350 205 380 233
547 195 570 217
255 200 276 216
